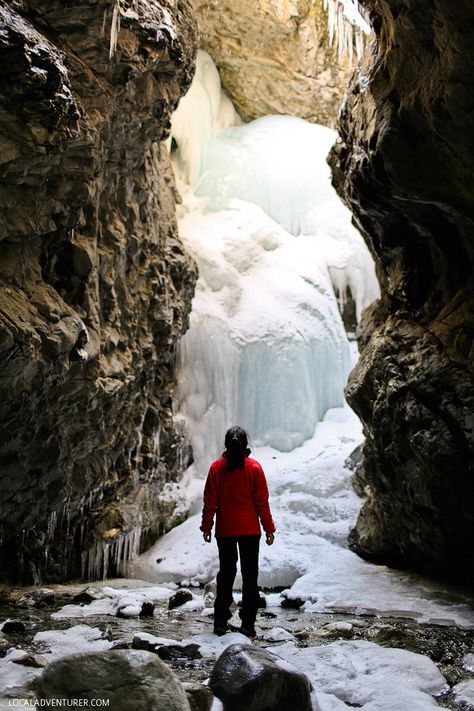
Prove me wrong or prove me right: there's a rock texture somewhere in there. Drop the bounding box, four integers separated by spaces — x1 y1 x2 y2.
0 0 198 583
35 649 191 710
195 0 352 127
330 0 474 583
209 643 315 711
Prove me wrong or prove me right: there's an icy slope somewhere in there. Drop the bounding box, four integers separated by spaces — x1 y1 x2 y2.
169 51 379 463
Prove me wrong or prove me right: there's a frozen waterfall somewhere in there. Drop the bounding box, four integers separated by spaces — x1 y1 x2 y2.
170 51 379 467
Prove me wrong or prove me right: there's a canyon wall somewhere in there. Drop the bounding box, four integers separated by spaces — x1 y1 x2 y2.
331 0 474 583
0 0 198 583
195 0 352 127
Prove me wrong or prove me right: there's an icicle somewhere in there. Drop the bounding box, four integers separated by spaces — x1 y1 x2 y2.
109 2 121 60
322 0 370 64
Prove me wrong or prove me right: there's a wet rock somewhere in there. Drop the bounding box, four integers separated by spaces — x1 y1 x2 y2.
182 682 213 711
158 644 202 662
169 590 193 610
280 594 305 609
203 580 216 608
260 611 277 619
132 633 164 654
1 620 26 633
315 622 353 640
16 588 55 608
72 587 104 604
330 0 474 583
12 653 48 668
35 649 191 710
209 643 315 711
139 601 155 618
132 633 201 661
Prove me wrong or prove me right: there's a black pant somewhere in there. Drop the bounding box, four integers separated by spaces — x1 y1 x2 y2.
214 534 261 627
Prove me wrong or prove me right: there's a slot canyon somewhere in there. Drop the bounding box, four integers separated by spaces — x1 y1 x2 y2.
0 0 472 709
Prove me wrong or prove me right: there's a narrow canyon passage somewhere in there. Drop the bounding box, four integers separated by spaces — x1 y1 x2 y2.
0 0 473 709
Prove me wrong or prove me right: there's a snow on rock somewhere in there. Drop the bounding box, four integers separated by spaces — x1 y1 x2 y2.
262 627 294 642
452 679 474 706
463 653 474 672
51 586 172 619
33 625 112 660
133 632 181 649
0 648 41 697
272 640 448 711
184 632 250 659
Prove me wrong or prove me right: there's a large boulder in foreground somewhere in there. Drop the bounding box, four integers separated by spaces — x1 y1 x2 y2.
35 649 190 711
209 643 316 711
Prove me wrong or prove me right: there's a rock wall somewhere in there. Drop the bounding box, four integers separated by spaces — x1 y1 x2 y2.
330 0 474 583
195 0 352 127
0 0 198 583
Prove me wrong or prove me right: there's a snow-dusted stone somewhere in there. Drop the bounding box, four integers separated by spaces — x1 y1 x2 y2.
12 653 47 668
281 594 305 609
169 589 194 609
35 649 191 710
0 620 25 634
462 653 474 673
262 626 294 642
15 588 55 609
72 586 105 604
209 643 316 711
132 633 202 661
453 679 474 706
203 580 217 609
33 625 112 659
274 639 448 710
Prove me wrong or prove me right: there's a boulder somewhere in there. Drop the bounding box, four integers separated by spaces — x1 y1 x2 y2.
16 589 55 608
35 649 191 711
169 589 193 609
209 643 315 711
1 620 26 634
182 682 214 711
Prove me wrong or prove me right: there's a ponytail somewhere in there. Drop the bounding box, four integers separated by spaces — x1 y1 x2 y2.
223 426 250 471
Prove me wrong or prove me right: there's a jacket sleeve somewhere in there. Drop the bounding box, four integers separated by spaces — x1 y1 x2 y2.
253 464 276 533
200 465 218 532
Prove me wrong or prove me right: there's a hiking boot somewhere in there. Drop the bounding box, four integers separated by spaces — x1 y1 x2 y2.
213 624 228 636
239 624 256 638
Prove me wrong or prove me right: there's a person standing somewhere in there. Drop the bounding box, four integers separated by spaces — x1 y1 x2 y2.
200 426 276 637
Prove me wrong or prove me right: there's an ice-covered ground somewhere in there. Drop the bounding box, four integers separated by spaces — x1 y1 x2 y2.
130 406 474 630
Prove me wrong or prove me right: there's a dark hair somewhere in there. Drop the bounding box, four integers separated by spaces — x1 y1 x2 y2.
223 426 251 471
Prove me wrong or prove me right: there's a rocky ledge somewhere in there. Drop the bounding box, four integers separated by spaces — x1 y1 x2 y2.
330 0 474 583
0 0 198 583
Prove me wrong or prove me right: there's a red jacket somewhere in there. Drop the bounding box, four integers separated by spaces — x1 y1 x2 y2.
200 456 276 537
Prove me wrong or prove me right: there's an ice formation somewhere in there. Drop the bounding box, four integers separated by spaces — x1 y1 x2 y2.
132 405 474 629
170 51 379 465
323 0 371 63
